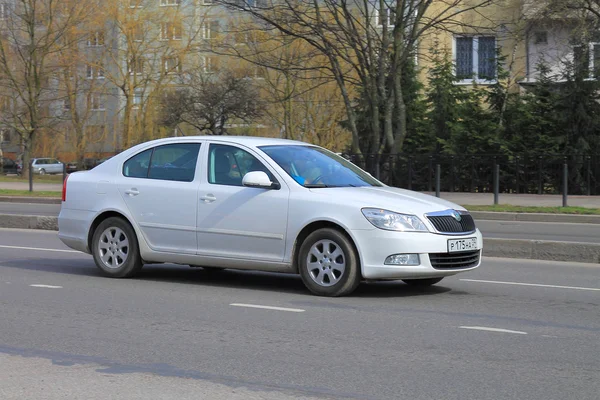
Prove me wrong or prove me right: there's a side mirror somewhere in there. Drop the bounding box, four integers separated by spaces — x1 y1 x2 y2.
242 171 279 189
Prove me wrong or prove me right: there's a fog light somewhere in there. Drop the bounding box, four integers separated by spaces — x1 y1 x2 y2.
384 254 420 266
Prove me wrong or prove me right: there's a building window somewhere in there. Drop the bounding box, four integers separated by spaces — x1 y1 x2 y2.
202 20 220 40
0 3 10 20
534 31 548 45
160 22 182 40
133 89 143 108
0 128 10 143
201 0 213 4
376 2 396 27
90 94 105 111
86 64 105 79
454 36 497 83
160 0 180 6
0 96 11 111
129 57 144 75
573 42 600 79
163 56 182 74
63 99 71 111
87 31 105 47
128 25 144 42
202 56 217 73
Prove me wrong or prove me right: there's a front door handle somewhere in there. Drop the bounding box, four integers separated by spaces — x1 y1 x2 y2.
125 188 139 196
200 194 216 203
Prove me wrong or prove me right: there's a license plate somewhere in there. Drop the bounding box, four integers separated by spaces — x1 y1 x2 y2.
447 237 478 253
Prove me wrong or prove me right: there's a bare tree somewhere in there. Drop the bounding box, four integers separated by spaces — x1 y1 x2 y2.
160 70 264 135
0 0 93 176
214 0 499 161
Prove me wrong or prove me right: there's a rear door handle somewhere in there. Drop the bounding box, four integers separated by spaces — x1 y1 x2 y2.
200 194 216 203
125 188 139 196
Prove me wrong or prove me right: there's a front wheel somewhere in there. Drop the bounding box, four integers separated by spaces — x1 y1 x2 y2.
92 217 143 278
298 228 360 297
402 277 444 287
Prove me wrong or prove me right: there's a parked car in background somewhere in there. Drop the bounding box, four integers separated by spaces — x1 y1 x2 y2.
66 162 78 173
0 157 21 175
58 136 482 297
31 158 64 175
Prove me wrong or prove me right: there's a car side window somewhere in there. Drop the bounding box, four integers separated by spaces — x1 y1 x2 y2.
123 149 152 178
208 144 274 186
148 143 201 182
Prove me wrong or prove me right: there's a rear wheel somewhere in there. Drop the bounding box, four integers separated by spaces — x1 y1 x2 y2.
298 228 360 297
39 168 46 175
92 217 143 278
402 277 444 287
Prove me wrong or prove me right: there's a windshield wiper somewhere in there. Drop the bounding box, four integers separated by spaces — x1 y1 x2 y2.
304 184 330 188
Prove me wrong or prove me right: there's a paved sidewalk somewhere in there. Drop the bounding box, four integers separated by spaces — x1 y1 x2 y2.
0 181 63 191
2 180 600 208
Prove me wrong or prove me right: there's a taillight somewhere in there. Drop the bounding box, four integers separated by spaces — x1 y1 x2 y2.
62 174 69 202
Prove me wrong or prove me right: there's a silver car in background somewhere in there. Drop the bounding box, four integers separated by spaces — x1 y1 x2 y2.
31 158 64 175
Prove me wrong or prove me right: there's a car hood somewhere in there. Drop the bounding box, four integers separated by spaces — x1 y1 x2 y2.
308 186 466 216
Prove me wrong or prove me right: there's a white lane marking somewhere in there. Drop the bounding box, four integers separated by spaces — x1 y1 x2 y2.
459 326 527 335
460 279 600 292
30 284 62 289
230 303 305 313
0 245 79 254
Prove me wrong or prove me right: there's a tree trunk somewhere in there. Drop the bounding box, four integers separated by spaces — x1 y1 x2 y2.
393 65 407 155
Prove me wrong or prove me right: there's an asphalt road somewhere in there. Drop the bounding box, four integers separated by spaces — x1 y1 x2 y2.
0 228 599 400
1 202 600 243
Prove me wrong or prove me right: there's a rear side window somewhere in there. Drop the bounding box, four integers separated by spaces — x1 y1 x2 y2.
123 143 201 182
123 149 152 178
148 143 200 182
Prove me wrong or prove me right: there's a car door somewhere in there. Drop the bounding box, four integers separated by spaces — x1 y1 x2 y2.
117 142 202 254
49 158 62 174
196 143 289 262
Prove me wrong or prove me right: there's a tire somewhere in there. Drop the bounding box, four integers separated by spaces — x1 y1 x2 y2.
39 168 46 175
298 228 360 297
402 277 444 287
92 217 143 278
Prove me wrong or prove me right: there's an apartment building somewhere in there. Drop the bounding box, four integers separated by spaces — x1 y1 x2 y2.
417 0 598 90
1 0 596 161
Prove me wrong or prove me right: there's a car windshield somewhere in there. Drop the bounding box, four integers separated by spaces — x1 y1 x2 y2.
259 145 382 188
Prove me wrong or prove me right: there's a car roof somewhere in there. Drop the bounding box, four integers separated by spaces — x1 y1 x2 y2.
132 136 313 148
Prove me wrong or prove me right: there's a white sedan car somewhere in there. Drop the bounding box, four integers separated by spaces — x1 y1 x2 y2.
58 136 482 296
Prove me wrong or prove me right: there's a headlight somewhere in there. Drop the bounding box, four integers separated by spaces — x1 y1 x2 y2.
361 208 429 232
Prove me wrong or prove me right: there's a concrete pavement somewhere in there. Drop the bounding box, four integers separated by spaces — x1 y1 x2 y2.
0 181 63 191
1 228 599 400
0 353 323 400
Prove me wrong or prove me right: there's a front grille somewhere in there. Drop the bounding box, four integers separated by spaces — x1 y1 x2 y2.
427 214 475 233
429 250 480 269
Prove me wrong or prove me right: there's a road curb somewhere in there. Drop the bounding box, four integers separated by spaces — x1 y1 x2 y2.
482 238 600 263
0 214 58 230
1 213 598 263
0 196 61 204
469 211 600 224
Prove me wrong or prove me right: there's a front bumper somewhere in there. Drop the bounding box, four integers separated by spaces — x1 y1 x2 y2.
350 228 483 280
